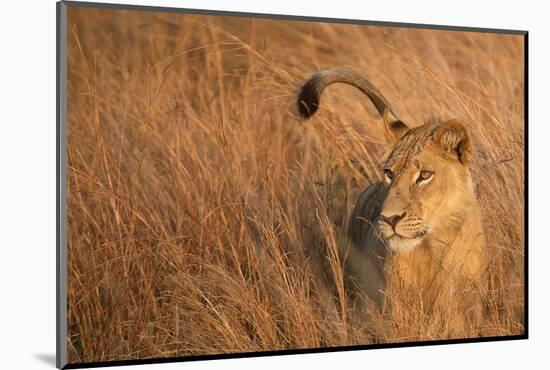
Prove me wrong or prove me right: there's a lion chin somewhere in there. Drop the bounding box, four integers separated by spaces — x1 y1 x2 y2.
384 234 424 255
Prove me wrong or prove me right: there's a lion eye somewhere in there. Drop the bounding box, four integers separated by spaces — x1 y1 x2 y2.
384 169 394 183
417 170 434 184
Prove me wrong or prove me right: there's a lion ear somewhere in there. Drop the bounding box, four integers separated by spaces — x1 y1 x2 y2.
383 110 409 144
433 119 472 165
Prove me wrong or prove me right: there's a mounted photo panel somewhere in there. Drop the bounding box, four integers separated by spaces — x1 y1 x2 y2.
56 1 527 368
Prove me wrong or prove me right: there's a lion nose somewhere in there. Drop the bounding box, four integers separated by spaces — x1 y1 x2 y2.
381 212 407 229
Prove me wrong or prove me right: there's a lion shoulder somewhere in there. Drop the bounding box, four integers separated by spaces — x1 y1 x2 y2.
344 181 389 308
347 181 387 256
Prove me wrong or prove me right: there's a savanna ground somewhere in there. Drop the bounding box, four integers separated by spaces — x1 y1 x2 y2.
66 6 525 364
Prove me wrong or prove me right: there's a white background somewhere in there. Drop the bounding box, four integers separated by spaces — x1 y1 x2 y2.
0 0 546 369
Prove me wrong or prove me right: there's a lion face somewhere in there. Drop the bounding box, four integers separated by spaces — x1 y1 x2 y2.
377 120 474 254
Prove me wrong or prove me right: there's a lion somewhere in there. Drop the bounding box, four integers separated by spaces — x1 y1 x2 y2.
297 68 487 329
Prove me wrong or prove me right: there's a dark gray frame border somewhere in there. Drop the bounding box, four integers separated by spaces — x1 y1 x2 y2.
56 1 528 369
63 0 527 35
57 1 68 369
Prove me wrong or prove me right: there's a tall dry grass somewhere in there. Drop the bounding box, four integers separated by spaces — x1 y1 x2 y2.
66 6 525 364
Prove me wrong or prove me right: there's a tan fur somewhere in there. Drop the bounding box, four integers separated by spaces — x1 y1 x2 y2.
380 123 486 326
297 68 487 329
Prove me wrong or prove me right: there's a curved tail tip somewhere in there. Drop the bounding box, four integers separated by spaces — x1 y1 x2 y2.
297 82 320 119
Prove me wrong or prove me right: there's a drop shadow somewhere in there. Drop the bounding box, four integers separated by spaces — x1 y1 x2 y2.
34 353 57 367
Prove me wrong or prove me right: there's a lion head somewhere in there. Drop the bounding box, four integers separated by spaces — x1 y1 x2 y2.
377 120 475 254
